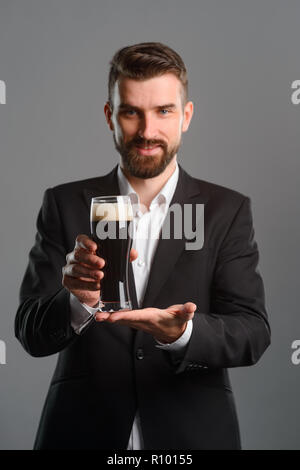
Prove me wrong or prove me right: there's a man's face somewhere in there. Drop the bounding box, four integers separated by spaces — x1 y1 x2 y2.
104 73 193 178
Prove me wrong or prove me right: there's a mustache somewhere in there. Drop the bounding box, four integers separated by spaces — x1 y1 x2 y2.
130 138 166 148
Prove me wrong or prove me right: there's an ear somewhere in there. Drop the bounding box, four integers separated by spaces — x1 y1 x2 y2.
182 101 194 133
104 101 114 131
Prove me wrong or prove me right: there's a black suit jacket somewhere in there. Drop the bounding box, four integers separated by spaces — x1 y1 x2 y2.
15 164 271 450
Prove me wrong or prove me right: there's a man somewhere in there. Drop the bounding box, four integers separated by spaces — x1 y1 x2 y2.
15 42 271 450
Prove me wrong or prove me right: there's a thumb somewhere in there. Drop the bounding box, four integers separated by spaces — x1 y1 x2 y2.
168 302 196 321
180 302 197 320
183 302 197 313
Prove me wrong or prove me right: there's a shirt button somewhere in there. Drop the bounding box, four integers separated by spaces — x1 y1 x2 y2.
137 259 145 267
136 348 144 360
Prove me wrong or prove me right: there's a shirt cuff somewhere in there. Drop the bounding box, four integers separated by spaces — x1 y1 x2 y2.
69 293 99 335
155 319 193 352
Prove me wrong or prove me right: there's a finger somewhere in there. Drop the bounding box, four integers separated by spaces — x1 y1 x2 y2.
67 249 106 269
130 248 138 262
63 264 104 281
63 276 101 291
75 234 98 253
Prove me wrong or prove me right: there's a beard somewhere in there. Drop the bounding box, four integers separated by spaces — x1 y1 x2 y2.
113 133 181 179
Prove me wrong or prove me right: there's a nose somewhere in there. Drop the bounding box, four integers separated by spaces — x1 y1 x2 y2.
138 114 158 141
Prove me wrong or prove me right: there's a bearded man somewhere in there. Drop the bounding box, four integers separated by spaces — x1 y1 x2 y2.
15 42 270 450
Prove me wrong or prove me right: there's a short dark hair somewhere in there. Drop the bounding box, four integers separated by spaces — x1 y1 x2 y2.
108 42 188 109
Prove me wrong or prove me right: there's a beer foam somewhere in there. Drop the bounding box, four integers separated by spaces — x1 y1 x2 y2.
91 202 133 221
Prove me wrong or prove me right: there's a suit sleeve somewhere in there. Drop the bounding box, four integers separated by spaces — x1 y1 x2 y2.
174 196 271 374
15 188 77 357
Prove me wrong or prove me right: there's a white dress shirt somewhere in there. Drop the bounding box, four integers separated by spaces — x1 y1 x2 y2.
69 159 193 449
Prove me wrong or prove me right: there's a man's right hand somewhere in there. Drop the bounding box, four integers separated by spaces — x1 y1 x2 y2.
62 234 138 308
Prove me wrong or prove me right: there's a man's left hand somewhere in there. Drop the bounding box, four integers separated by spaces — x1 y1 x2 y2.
94 302 196 344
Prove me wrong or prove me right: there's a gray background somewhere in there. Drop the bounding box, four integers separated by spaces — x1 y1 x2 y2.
0 0 299 450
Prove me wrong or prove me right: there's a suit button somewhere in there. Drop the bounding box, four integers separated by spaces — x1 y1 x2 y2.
136 348 144 360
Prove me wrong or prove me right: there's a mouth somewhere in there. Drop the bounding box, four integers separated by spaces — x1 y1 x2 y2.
135 144 162 156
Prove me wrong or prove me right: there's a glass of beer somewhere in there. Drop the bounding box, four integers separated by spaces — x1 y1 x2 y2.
90 195 134 312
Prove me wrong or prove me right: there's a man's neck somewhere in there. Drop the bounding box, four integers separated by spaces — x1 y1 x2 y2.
120 156 177 210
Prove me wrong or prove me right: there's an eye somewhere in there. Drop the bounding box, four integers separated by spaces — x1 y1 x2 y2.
120 109 137 117
159 109 169 115
126 109 137 116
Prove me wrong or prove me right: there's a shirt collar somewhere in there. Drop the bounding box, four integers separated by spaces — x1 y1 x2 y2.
117 160 179 214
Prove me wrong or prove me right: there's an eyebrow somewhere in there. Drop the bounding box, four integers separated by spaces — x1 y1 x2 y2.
118 102 177 111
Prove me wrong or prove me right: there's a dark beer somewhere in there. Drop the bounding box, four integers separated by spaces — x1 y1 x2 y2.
90 197 133 311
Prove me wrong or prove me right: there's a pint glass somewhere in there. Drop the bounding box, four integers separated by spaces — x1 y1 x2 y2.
90 195 134 312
